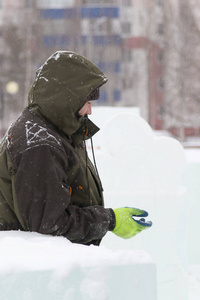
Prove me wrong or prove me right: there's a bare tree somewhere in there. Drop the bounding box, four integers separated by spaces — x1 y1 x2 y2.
1 2 42 133
163 0 200 141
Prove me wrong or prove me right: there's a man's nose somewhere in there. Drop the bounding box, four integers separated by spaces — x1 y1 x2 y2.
87 103 92 115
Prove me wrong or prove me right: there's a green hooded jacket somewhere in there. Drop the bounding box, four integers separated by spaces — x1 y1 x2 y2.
0 51 116 245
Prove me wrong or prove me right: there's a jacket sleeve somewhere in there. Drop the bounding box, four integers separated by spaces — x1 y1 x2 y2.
14 145 116 245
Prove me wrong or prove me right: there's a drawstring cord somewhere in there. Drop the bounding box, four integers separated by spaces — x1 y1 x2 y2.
83 117 92 204
83 116 103 205
83 138 91 205
90 137 103 192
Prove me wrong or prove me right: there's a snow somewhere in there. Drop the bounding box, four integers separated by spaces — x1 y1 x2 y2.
54 52 61 60
40 76 49 82
184 148 200 163
0 231 153 276
25 120 61 146
0 231 156 300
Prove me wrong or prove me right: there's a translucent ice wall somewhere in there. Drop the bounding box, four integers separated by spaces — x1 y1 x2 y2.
89 107 187 300
183 149 200 264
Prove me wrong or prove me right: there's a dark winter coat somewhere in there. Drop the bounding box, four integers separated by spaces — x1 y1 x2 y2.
0 51 116 245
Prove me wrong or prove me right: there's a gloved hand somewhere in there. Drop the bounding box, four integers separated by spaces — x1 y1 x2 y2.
112 207 152 239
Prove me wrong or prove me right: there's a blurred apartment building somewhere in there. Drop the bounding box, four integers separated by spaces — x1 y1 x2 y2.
0 0 199 141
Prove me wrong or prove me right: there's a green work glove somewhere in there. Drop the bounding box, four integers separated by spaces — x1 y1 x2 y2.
112 207 152 239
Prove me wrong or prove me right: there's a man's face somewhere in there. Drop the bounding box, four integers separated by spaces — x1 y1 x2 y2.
78 88 99 117
78 101 92 116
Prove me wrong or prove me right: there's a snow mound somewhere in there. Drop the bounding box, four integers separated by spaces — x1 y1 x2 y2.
0 231 156 300
0 231 153 277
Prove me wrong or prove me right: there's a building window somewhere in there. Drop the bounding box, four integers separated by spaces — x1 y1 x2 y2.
89 18 108 35
122 49 132 62
114 62 120 73
82 0 117 4
81 7 119 18
157 24 164 35
122 22 131 34
26 0 34 8
38 0 74 8
158 77 164 91
114 89 121 101
99 90 107 102
156 0 163 6
157 51 164 63
158 104 164 118
123 0 132 6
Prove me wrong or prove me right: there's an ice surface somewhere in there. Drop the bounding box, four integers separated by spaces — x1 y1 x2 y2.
182 149 200 264
0 231 156 300
89 107 187 300
189 265 200 300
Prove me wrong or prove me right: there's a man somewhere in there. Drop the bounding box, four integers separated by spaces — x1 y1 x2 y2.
0 51 152 245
